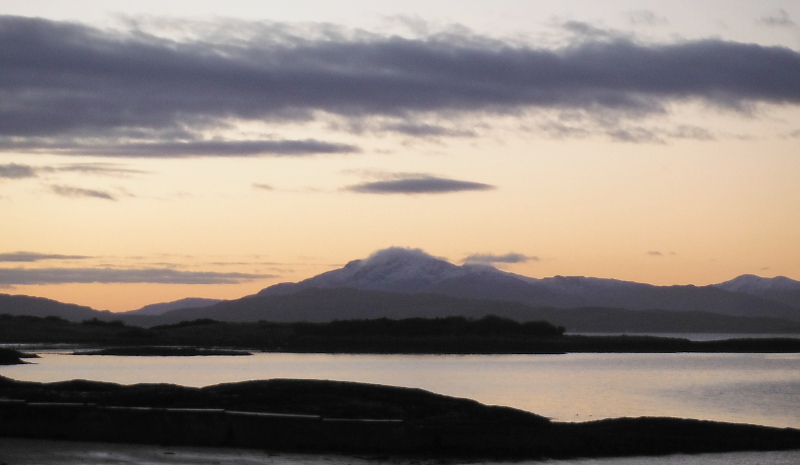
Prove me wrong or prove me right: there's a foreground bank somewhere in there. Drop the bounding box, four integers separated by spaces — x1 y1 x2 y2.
1 376 799 460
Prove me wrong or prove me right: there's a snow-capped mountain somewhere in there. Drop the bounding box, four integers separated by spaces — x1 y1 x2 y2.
260 247 527 295
714 274 800 310
715 274 800 293
258 247 800 320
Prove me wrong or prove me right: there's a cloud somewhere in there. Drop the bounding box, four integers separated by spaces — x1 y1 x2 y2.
50 184 117 200
759 9 796 28
7 140 358 158
647 250 676 257
1 15 799 154
381 122 478 138
0 163 36 179
0 267 270 285
626 10 668 27
463 253 538 265
0 162 145 179
252 183 273 190
0 251 91 262
346 174 495 194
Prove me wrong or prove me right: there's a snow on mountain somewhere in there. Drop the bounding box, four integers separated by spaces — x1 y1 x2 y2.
713 275 800 310
715 274 800 294
255 247 800 320
260 247 531 296
308 247 465 292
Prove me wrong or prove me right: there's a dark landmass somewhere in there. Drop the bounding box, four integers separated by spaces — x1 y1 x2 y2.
0 376 798 459
5 287 800 334
143 287 800 331
2 314 800 354
74 347 252 356
0 348 38 365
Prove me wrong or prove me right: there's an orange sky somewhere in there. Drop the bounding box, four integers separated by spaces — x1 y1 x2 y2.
1 1 799 311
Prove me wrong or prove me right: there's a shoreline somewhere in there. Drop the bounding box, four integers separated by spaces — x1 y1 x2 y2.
1 376 799 460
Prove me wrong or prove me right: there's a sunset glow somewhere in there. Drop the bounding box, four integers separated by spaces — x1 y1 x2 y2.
2 1 799 311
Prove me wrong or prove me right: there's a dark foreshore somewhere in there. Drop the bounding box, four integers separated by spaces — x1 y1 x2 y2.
1 376 799 459
3 314 800 354
0 348 37 365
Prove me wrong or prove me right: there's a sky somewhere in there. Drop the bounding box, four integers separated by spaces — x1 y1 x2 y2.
1 1 799 311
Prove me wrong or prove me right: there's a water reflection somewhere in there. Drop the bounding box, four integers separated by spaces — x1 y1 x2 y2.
2 352 799 428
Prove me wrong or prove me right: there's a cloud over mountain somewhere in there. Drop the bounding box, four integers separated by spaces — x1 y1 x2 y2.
2 14 799 157
463 253 537 265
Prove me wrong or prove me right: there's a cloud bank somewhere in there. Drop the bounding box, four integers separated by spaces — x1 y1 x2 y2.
0 251 90 262
2 15 799 156
463 253 538 265
50 185 117 200
1 162 144 179
0 267 269 285
347 174 495 194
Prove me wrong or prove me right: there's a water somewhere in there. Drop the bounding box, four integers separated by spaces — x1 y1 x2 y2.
572 332 800 341
2 352 799 464
2 437 800 465
3 352 799 428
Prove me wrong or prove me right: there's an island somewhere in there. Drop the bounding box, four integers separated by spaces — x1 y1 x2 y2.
3 314 800 354
1 375 799 459
0 348 37 365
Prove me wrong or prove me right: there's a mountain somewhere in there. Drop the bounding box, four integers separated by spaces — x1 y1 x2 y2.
258 248 800 321
0 294 112 322
126 298 223 316
714 274 800 310
140 287 800 334
4 247 799 333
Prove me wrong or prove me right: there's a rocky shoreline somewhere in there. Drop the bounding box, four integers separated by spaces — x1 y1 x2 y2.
1 376 799 459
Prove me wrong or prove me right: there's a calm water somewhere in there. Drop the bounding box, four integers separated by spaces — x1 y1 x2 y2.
2 352 799 464
2 437 800 465
3 352 799 428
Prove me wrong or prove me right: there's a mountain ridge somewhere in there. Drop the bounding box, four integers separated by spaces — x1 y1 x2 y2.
2 247 799 333
256 247 800 320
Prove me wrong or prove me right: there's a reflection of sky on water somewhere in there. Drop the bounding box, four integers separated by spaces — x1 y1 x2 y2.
2 353 798 428
2 437 800 465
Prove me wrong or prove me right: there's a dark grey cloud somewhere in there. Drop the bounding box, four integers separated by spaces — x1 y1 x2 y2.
759 9 796 28
50 184 117 200
626 10 668 27
7 140 358 158
0 251 91 262
647 250 676 257
0 163 36 179
347 174 495 194
0 267 269 285
0 15 798 154
0 162 144 179
463 253 538 265
381 122 477 138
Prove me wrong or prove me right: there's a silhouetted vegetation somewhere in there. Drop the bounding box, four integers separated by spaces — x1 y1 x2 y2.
2 313 800 353
74 346 252 356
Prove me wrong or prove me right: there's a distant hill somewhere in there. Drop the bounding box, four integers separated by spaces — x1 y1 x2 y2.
3 247 800 334
126 298 223 316
258 247 800 321
714 274 800 310
0 293 112 322
145 287 800 334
